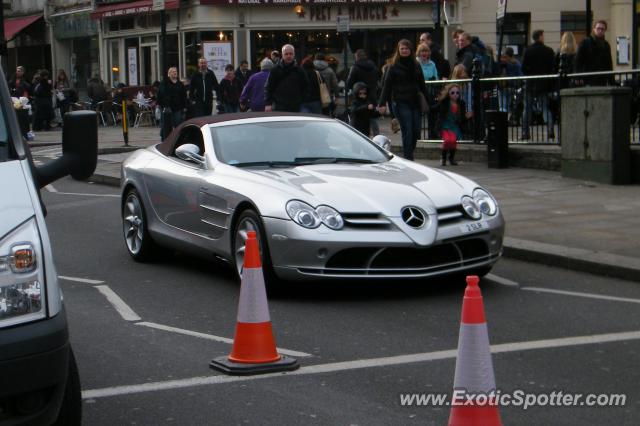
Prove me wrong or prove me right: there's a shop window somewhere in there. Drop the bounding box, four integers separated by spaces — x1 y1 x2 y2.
184 31 234 78
107 17 135 32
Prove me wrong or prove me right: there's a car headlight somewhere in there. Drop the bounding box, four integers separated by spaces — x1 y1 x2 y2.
316 205 344 230
473 188 498 216
286 200 344 230
286 200 321 228
461 196 482 220
0 218 46 328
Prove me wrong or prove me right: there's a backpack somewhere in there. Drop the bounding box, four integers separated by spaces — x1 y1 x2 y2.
472 38 495 78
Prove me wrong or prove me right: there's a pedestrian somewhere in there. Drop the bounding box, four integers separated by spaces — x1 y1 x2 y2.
313 52 339 116
555 31 577 74
454 32 480 77
87 75 108 109
235 60 253 89
575 20 613 85
8 66 31 98
346 49 381 135
349 82 380 136
417 43 439 139
270 50 281 64
417 44 439 81
265 44 309 112
300 57 323 114
239 58 273 112
55 69 74 115
521 29 556 140
157 66 187 140
450 64 473 119
419 32 450 80
498 47 523 113
32 70 54 131
189 57 220 117
435 83 469 166
377 39 430 161
219 64 243 113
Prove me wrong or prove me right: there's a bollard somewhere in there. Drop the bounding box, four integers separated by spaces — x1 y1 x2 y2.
485 110 508 168
121 100 129 146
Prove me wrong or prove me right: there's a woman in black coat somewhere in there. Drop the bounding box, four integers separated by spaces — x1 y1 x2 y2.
158 67 187 140
377 39 429 160
33 70 54 131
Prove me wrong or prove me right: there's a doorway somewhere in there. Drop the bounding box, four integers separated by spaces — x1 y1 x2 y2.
141 44 158 85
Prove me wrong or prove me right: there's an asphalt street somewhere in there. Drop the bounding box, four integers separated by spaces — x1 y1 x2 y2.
37 175 640 425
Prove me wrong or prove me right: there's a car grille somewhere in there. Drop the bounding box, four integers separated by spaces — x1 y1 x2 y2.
437 205 466 225
342 213 392 229
298 237 494 277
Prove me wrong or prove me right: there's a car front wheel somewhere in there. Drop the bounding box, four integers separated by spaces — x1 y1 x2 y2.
122 189 159 261
232 209 277 290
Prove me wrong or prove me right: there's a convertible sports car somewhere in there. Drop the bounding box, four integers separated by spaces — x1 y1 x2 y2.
121 113 504 284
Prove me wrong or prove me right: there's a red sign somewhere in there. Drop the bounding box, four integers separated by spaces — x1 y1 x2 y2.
200 0 434 4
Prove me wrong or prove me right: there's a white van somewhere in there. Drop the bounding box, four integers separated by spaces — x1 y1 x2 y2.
0 71 97 425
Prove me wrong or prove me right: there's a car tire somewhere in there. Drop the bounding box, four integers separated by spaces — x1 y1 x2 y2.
53 348 81 426
122 188 159 261
232 209 279 292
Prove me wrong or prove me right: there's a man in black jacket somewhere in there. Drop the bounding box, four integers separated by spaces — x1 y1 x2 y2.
346 49 381 135
575 19 613 86
190 58 220 117
265 44 309 112
521 29 556 139
235 60 253 89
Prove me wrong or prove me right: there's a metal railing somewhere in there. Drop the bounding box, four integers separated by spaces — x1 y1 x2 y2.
422 61 640 145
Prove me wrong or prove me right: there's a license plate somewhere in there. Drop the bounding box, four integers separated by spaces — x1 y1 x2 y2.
461 221 487 234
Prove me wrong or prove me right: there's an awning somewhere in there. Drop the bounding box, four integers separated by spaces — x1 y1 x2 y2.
4 14 43 41
201 0 437 4
90 0 180 20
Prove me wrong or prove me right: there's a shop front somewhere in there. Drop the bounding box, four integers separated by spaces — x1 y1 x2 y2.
50 5 100 91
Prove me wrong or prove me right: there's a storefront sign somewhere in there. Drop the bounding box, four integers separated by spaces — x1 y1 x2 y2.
310 5 388 21
52 13 98 39
203 41 233 83
128 47 139 86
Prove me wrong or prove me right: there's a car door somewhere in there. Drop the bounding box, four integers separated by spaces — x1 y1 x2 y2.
143 126 216 238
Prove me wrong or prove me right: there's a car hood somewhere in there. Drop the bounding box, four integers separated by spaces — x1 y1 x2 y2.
0 160 36 238
247 159 474 216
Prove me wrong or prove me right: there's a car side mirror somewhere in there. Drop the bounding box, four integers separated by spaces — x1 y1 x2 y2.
33 110 98 188
176 144 205 166
372 135 391 151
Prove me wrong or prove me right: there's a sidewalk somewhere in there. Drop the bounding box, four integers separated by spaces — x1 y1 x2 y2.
30 123 640 282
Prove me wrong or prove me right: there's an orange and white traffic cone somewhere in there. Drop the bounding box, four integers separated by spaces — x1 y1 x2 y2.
210 230 299 375
448 275 502 426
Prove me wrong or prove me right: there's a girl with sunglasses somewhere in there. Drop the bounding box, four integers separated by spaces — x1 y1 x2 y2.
435 83 468 166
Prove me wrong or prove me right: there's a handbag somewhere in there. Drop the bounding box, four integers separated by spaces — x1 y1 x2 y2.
316 71 331 108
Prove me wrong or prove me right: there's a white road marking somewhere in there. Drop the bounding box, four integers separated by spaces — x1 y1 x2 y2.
48 191 119 198
521 287 640 304
137 322 312 358
94 285 141 321
82 329 640 400
32 146 62 155
58 276 104 284
484 273 519 287
45 184 58 193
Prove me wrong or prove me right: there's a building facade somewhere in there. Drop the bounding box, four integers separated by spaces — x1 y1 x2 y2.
3 1 637 90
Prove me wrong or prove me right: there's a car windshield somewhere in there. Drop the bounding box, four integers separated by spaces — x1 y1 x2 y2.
210 120 390 167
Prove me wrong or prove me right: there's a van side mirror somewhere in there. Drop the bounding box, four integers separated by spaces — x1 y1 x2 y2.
33 111 98 188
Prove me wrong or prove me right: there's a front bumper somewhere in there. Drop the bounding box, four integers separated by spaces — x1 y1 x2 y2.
0 309 71 426
264 214 505 281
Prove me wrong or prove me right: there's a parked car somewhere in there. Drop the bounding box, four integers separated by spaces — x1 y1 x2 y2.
0 65 97 425
121 113 504 286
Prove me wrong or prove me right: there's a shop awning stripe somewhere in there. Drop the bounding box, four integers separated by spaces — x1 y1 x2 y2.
3 14 43 41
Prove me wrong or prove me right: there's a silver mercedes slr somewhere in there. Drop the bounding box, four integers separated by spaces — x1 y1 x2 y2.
121 113 504 284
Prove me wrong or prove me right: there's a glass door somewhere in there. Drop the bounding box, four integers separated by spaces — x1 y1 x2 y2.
141 44 159 86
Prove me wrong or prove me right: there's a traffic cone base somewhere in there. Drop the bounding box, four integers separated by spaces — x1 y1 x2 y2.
449 406 501 426
210 355 299 376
